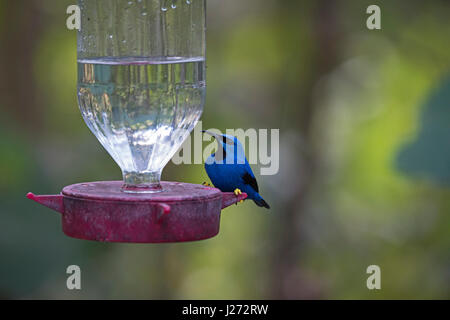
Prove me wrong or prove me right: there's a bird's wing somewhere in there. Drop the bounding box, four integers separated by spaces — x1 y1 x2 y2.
241 159 259 192
239 159 259 193
242 172 259 193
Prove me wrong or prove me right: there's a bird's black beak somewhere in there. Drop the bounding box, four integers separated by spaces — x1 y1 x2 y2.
203 130 227 159
202 130 221 141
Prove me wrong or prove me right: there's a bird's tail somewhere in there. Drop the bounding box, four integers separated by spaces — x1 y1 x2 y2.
253 194 270 209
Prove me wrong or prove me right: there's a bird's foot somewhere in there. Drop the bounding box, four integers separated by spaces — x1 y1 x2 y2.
202 181 213 187
234 188 244 204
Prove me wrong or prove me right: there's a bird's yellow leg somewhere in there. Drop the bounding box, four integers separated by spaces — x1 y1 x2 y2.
233 188 244 205
202 181 213 187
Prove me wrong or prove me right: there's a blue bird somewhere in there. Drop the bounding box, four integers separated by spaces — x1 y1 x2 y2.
202 130 270 209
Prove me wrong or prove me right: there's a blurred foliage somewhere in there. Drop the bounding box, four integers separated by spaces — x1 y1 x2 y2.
0 0 449 299
397 76 450 185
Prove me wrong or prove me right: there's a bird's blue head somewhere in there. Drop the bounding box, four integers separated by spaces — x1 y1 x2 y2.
203 131 246 164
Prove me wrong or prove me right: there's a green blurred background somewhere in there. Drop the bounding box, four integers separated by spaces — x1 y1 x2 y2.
1 0 449 299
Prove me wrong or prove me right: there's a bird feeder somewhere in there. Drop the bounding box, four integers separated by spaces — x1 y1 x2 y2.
28 0 246 243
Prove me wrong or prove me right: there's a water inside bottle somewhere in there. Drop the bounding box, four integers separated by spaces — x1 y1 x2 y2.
77 56 205 177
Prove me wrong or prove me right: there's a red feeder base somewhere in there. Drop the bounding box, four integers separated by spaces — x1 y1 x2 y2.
27 181 247 243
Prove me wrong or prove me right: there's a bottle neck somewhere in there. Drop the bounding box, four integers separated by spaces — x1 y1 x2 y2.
121 171 163 193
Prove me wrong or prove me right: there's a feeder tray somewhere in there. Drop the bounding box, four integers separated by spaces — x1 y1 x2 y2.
27 181 247 243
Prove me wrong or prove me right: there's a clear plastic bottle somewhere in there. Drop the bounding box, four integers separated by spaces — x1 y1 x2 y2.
77 0 206 193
